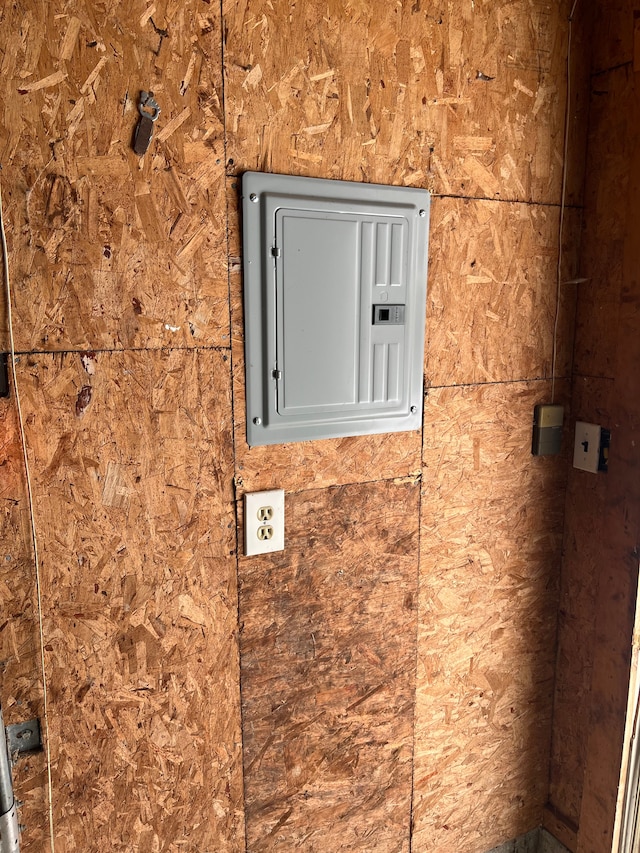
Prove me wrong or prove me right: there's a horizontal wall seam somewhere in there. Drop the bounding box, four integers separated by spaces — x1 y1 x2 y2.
7 344 233 358
426 376 570 392
233 472 423 500
226 176 584 211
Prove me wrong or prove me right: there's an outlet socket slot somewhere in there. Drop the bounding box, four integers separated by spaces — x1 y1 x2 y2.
257 506 274 522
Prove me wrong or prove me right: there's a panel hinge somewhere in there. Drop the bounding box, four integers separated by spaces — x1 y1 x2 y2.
272 369 282 380
271 246 280 258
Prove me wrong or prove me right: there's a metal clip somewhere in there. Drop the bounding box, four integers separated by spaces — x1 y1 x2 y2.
133 91 161 156
6 720 41 757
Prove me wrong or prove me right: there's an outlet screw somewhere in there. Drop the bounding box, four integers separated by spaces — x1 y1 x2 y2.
410 405 418 414
419 209 426 217
250 193 258 203
253 416 262 425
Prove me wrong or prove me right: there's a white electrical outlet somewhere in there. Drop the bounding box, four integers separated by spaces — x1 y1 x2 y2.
244 489 285 556
573 421 601 473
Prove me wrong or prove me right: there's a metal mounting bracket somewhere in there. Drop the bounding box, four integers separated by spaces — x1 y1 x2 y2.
0 713 42 853
5 721 41 758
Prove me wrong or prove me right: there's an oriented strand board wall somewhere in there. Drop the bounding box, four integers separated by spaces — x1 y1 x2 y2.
239 481 420 852
24 350 242 851
224 0 570 201
0 401 49 849
0 2 244 851
0 1 584 852
546 3 640 851
415 382 568 852
224 2 581 852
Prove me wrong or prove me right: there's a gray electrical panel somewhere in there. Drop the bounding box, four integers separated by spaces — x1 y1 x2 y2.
242 171 430 446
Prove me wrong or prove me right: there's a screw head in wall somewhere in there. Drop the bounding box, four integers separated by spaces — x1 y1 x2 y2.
250 193 258 203
253 417 262 425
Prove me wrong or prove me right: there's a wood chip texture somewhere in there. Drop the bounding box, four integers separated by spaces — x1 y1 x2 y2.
239 482 419 852
0 0 591 851
223 0 568 204
414 382 570 853
17 350 243 852
0 0 228 354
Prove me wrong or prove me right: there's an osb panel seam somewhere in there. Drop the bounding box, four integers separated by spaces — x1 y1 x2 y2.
425 378 568 391
11 344 233 357
234 471 422 500
223 183 587 211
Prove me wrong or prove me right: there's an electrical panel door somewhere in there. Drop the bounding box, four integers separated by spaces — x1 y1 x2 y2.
242 171 430 446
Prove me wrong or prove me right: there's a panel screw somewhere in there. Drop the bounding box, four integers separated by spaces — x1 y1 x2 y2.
410 405 418 414
419 209 426 217
253 417 262 425
249 193 258 203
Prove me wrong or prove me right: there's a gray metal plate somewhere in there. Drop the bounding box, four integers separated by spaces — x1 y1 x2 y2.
242 171 430 446
6 719 41 755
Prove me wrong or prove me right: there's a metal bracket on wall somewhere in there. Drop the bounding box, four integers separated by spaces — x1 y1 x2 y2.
0 712 43 853
6 721 41 758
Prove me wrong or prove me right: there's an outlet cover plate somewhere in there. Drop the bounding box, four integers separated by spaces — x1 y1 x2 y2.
573 421 601 473
244 489 285 556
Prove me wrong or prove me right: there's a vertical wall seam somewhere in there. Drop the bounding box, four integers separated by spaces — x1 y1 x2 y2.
218 3 250 851
408 381 427 853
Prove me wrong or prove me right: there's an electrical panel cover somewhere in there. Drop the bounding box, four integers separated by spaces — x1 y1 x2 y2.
242 171 430 446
